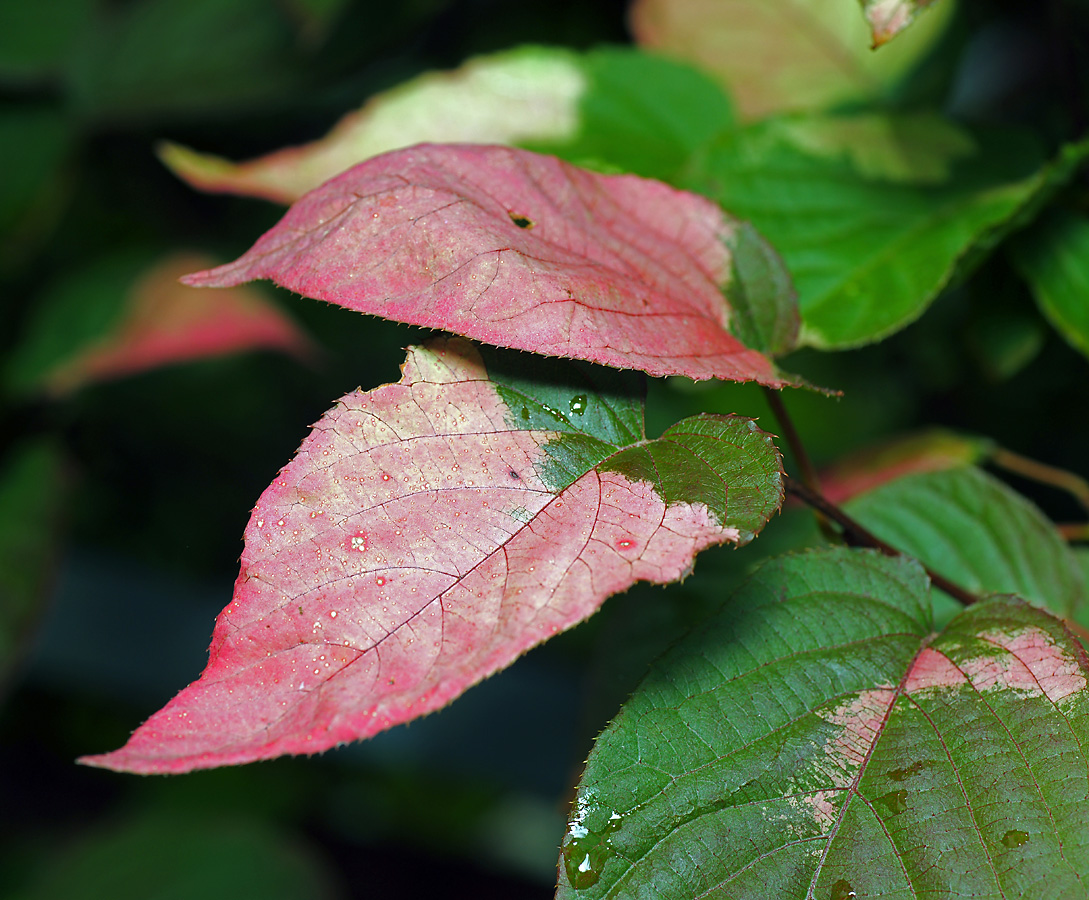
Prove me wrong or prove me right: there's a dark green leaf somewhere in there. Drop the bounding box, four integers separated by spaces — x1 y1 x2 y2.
1009 207 1089 361
0 438 67 687
844 466 1085 618
558 547 1089 897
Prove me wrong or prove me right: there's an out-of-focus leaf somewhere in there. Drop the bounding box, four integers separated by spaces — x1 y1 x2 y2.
557 547 1089 897
0 438 66 687
966 307 1047 381
65 0 299 121
9 811 339 900
0 0 93 84
819 428 991 504
862 0 943 47
0 108 72 252
844 466 1085 617
80 337 784 773
628 0 955 120
6 251 313 396
1009 207 1089 361
160 46 734 203
183 143 798 381
689 117 1089 348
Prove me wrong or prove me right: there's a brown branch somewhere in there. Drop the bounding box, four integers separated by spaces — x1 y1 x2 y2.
785 477 983 607
762 387 820 492
990 447 1089 515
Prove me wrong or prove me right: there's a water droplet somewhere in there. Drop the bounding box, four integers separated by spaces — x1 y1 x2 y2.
1002 829 1030 848
569 394 587 415
276 519 285 527
830 879 857 900
617 539 633 550
329 611 337 618
563 832 610 890
876 789 908 815
376 576 386 586
350 533 367 551
256 519 264 528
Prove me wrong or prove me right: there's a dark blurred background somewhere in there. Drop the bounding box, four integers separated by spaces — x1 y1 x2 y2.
2 0 1087 897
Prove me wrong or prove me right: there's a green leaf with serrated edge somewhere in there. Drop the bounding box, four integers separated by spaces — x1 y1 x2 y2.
686 116 1089 348
557 547 1089 897
1009 207 1089 361
161 46 734 204
81 338 784 773
844 467 1085 618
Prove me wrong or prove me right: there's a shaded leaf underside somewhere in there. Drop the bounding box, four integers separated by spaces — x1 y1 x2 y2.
182 143 793 383
558 548 1089 898
81 338 783 773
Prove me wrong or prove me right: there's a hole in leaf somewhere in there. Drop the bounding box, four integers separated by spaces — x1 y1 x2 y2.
508 212 535 229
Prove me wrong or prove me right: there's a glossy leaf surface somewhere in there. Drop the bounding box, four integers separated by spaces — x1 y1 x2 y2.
557 548 1089 897
81 338 783 773
6 251 312 396
844 467 1085 618
183 144 796 381
629 0 954 120
689 118 1089 347
1010 207 1089 360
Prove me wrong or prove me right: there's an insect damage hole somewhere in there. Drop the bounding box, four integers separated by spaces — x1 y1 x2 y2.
508 212 535 229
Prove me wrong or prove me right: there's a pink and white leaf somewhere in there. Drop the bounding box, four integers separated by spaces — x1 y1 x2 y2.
181 143 790 385
80 338 768 774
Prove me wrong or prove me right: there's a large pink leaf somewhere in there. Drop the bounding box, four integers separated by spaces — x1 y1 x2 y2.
181 143 792 384
80 338 783 773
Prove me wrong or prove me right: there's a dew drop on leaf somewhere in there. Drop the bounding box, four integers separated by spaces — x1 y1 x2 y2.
569 394 587 415
830 880 857 900
350 533 367 551
1002 829 1030 848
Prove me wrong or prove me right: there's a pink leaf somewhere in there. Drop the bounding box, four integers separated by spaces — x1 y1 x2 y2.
181 143 791 385
80 338 780 773
41 252 313 395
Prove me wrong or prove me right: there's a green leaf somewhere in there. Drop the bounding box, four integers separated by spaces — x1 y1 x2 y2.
0 438 66 686
0 0 93 84
688 116 1089 348
1009 207 1089 361
9 811 337 900
161 46 735 203
532 47 736 182
557 547 1089 897
843 466 1085 618
721 222 800 356
0 107 72 251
